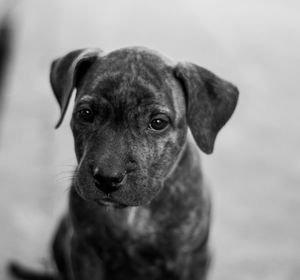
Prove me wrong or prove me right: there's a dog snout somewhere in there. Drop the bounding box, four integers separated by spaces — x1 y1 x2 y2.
92 165 127 194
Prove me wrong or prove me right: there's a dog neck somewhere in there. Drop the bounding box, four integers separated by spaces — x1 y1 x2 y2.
148 130 205 211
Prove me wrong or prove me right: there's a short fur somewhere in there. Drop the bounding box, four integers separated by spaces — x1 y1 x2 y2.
9 47 238 280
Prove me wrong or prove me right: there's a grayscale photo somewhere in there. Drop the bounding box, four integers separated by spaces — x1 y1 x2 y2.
0 0 299 279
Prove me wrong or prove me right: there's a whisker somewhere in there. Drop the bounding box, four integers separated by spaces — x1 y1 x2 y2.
63 185 72 194
54 175 76 183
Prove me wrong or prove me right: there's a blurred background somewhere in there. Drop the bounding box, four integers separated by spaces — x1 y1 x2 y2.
0 0 299 279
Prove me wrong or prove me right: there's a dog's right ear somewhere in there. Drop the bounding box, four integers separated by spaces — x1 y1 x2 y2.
50 48 102 128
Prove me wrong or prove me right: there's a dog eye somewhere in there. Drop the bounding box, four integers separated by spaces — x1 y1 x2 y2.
149 115 169 131
78 109 94 122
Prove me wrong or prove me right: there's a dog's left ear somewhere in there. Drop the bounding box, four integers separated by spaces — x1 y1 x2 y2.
50 48 102 128
174 62 239 154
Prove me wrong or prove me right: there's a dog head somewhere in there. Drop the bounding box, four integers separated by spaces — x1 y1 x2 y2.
50 47 238 207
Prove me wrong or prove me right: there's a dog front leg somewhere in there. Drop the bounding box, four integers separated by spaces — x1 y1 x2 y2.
70 235 106 280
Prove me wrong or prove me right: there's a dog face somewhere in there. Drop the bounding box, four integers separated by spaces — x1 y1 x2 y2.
50 47 238 207
70 49 187 206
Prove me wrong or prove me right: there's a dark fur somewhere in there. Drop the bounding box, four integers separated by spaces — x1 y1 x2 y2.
0 15 12 115
9 47 238 280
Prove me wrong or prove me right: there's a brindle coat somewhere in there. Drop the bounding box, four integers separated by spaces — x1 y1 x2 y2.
9 47 238 280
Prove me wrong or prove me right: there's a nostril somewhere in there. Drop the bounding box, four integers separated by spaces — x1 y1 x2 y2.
111 172 126 185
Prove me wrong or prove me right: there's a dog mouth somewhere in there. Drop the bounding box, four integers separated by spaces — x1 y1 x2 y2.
74 171 163 207
73 180 126 208
95 195 127 209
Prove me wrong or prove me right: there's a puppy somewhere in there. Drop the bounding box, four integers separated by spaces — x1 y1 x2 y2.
10 47 238 280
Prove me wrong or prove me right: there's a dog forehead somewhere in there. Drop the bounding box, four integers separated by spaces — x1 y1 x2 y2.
78 47 178 107
101 47 175 73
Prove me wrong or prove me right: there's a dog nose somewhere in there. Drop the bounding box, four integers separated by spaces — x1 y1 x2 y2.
92 167 126 194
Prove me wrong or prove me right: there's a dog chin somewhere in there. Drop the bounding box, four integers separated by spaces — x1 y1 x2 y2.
94 197 128 209
73 183 127 208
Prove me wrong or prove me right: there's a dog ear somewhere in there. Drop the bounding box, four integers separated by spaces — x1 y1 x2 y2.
174 62 239 154
50 48 102 128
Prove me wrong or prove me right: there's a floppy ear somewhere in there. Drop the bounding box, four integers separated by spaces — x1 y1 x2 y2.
174 62 239 154
50 48 102 128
